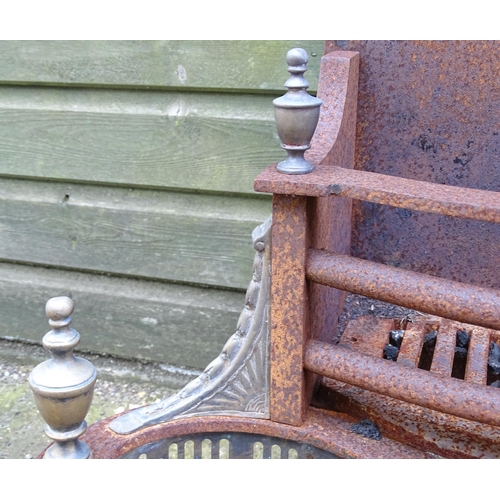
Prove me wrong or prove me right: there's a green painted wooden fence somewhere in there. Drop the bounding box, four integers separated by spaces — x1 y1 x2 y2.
0 40 324 369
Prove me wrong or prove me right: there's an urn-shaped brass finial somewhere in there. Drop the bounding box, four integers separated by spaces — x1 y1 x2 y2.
273 48 323 174
29 297 97 459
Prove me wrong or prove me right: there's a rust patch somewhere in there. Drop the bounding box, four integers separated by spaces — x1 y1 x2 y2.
315 378 500 459
269 194 309 425
305 339 500 428
306 249 500 332
255 164 500 224
339 316 395 358
325 41 500 289
78 407 433 459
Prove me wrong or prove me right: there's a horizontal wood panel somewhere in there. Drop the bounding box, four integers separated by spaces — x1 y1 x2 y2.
0 86 284 194
0 263 245 369
0 178 271 289
0 41 323 92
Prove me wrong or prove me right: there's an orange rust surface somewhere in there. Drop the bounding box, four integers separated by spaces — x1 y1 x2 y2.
397 322 427 368
80 407 433 459
429 320 457 377
325 41 500 289
303 50 359 411
306 249 500 332
339 316 395 358
269 194 309 425
316 378 500 459
305 339 500 428
305 50 359 168
309 314 500 451
255 164 500 224
466 328 491 384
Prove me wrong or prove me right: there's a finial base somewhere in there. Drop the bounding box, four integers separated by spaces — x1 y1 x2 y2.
277 150 314 175
44 439 92 459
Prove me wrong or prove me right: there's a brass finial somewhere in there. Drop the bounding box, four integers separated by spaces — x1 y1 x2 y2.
29 297 97 459
273 48 322 174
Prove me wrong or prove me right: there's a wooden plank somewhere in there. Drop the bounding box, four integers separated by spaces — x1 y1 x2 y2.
0 262 245 369
0 178 271 289
0 41 323 92
0 86 284 194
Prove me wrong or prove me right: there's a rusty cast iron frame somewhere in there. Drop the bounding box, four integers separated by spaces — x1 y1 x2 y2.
51 45 500 459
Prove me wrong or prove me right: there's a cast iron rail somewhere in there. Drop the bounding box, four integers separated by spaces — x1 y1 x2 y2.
255 162 500 428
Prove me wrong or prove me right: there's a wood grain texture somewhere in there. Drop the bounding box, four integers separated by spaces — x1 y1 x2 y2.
0 86 285 194
0 262 245 369
0 178 271 289
0 41 323 92
0 41 321 364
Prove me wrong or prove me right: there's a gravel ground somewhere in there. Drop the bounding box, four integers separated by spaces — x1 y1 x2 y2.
0 292 415 460
0 339 199 459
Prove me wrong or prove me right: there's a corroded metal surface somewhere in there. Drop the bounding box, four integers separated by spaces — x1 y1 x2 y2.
119 431 340 459
397 322 426 368
110 217 272 434
326 41 500 288
429 320 456 377
265 50 359 426
269 194 309 426
315 378 500 459
465 328 490 385
304 51 358 350
306 249 500 332
82 407 434 459
313 313 500 458
339 316 395 358
255 164 500 224
304 339 500 428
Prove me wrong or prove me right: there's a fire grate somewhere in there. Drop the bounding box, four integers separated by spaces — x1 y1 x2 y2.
340 314 500 387
119 432 341 459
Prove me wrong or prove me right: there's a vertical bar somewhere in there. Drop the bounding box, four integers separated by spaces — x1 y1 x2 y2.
397 323 427 368
303 51 358 411
270 193 309 425
193 439 202 459
465 328 490 385
211 440 219 459
306 50 358 346
430 321 457 377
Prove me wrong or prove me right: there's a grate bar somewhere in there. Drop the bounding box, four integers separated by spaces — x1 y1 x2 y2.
307 249 500 332
465 328 491 385
397 323 426 368
305 339 500 428
430 321 457 377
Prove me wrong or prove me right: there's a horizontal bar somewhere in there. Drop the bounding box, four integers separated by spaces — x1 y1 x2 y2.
304 340 500 428
254 164 500 223
306 249 500 331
